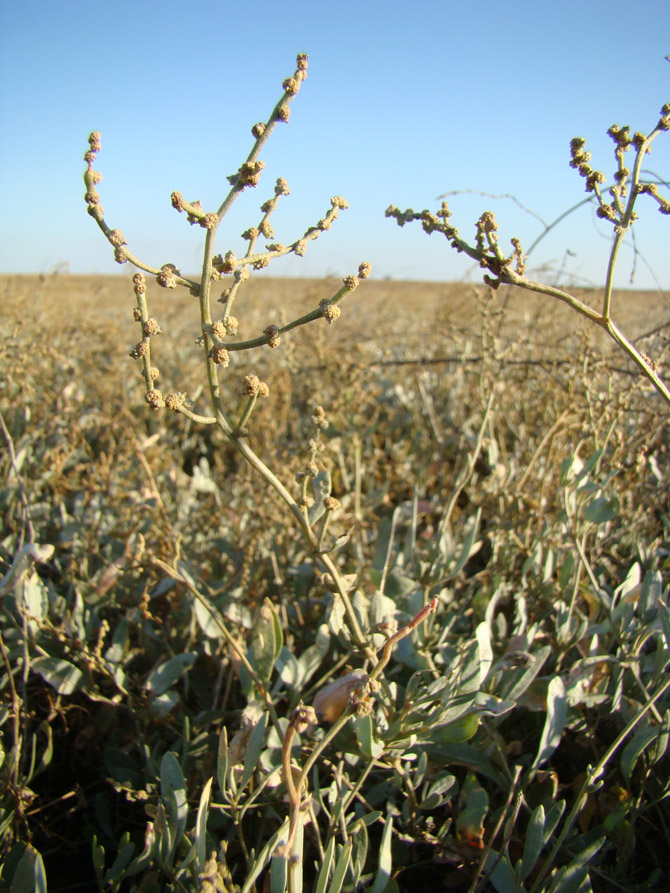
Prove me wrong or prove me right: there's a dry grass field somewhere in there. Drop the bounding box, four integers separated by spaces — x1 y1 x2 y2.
1 271 669 891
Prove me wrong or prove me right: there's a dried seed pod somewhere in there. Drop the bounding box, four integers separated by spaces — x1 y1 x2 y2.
312 669 368 723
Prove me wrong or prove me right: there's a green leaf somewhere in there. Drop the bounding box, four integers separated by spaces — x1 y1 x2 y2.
31 656 83 695
309 469 332 525
543 800 566 846
450 507 482 577
532 676 566 770
621 724 667 781
548 836 604 893
239 710 268 792
485 850 519 893
217 725 229 799
457 773 488 849
354 714 384 759
519 804 545 882
240 818 290 893
370 816 393 893
250 598 283 684
314 837 337 893
295 623 330 688
8 844 48 893
582 493 619 524
499 645 551 703
146 653 196 697
195 776 213 873
103 833 135 883
160 751 188 857
351 820 369 888
328 840 353 893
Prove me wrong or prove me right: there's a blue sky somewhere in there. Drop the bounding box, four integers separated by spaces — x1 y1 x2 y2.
1 0 669 288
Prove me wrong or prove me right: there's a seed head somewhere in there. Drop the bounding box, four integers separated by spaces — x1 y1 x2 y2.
145 389 163 409
165 392 185 411
157 265 178 288
209 346 230 367
129 341 148 359
109 229 127 247
291 703 318 734
244 374 261 396
237 160 265 188
312 405 328 428
264 325 280 348
171 191 185 211
143 318 161 336
322 303 341 324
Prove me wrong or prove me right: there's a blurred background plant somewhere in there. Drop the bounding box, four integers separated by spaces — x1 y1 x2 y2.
1 60 669 893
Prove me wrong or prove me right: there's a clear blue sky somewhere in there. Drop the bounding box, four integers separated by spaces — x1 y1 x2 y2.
1 0 669 288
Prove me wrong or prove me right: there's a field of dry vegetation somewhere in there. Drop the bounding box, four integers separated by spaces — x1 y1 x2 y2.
1 269 669 892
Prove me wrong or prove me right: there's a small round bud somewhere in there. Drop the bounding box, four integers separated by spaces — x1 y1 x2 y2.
242 227 259 241
277 105 290 123
264 325 280 348
201 212 218 230
171 191 185 211
209 347 230 367
114 248 127 264
211 320 226 339
330 196 349 210
251 122 266 139
109 229 126 247
237 160 265 188
275 178 290 195
292 703 318 734
343 275 358 291
143 318 160 336
157 265 177 288
150 366 160 380
145 389 163 409
323 304 341 324
133 272 146 294
88 132 102 152
133 308 142 321
130 340 148 359
312 405 328 428
283 77 299 95
294 240 307 257
358 261 372 279
324 496 341 512
165 392 185 411
258 381 270 398
244 374 261 396
296 54 308 71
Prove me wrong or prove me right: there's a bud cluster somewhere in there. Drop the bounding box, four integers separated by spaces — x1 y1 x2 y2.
569 136 606 193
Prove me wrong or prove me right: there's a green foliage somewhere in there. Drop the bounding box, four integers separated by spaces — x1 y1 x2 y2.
1 56 669 893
